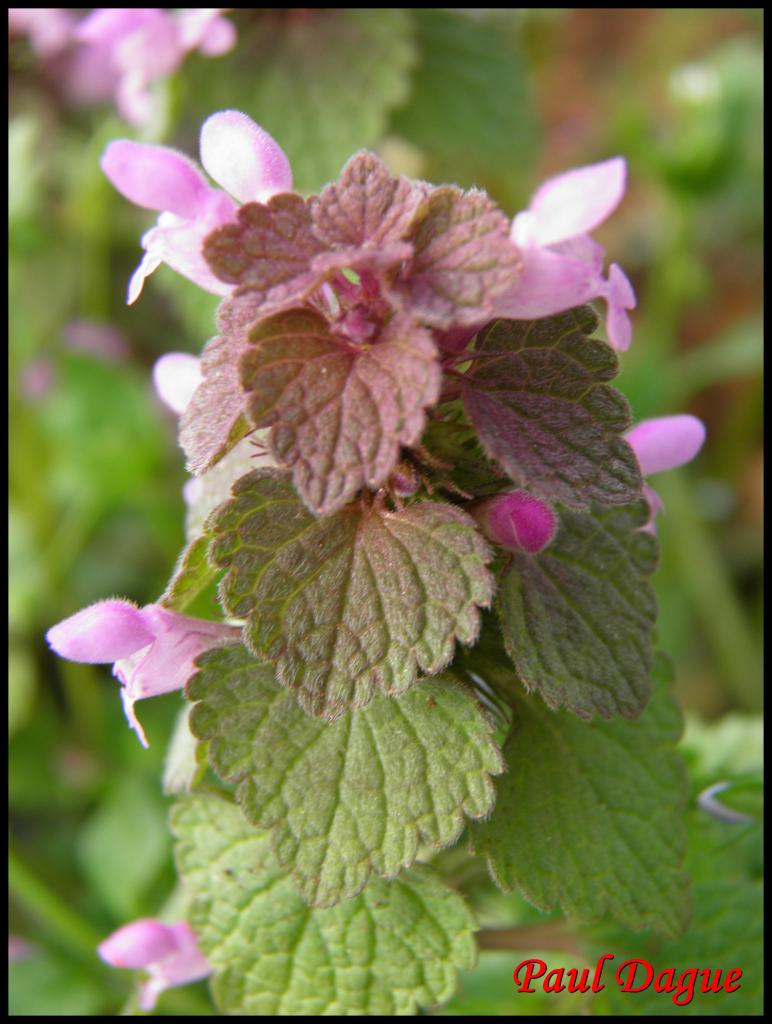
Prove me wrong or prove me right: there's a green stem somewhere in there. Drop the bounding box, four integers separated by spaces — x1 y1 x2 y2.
8 847 107 968
656 473 761 710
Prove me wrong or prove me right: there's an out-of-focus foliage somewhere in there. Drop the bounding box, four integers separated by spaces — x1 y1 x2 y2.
9 8 762 1016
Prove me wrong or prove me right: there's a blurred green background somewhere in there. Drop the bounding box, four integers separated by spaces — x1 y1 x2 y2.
9 9 762 1016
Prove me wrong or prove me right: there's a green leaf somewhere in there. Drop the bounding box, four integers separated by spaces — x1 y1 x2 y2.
240 308 440 515
390 10 539 204
188 644 503 906
200 10 418 195
76 775 170 920
160 535 218 613
399 186 518 329
210 470 493 719
598 878 762 1015
172 792 477 1015
474 655 691 939
462 309 642 509
497 500 658 720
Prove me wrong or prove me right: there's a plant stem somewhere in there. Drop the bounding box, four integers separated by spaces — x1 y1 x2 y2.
8 846 107 969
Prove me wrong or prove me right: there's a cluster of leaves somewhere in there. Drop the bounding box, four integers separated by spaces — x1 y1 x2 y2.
155 148 693 1015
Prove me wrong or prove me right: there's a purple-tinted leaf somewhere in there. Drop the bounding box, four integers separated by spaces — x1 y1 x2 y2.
462 307 641 508
497 499 658 720
208 469 493 719
311 150 424 250
203 193 328 317
399 186 518 328
179 304 254 473
240 308 441 515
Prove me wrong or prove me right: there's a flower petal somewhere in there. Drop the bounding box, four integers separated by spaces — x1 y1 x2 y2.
140 218 233 297
177 10 236 56
626 415 706 476
127 250 163 305
199 110 292 203
46 599 154 663
98 919 180 970
527 157 627 247
114 606 240 702
493 245 601 320
153 353 202 414
101 140 213 219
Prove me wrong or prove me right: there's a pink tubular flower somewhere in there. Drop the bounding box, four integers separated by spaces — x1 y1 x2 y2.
72 9 236 126
101 110 292 303
495 157 637 350
625 414 706 532
98 919 210 1011
46 600 240 747
472 490 558 555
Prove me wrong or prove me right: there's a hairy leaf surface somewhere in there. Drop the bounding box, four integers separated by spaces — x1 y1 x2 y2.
179 324 252 474
172 793 477 1015
188 644 503 906
204 194 327 317
400 187 518 328
240 308 440 515
209 470 493 719
474 655 691 939
311 150 423 250
497 499 658 720
462 308 642 508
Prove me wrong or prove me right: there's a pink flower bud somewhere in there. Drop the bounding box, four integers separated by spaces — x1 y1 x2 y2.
473 490 558 554
390 463 420 498
98 919 210 1011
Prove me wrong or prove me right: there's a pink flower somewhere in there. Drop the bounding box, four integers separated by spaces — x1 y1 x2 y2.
72 9 236 126
101 110 292 303
98 918 210 1011
9 8 76 57
625 414 706 532
152 352 202 415
46 600 240 747
495 157 637 351
472 490 558 554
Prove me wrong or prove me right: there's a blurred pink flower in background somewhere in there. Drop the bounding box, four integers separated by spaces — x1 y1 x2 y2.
62 320 130 362
8 8 75 57
98 919 210 1011
46 600 240 747
496 157 637 350
8 935 35 964
9 8 236 125
101 110 292 302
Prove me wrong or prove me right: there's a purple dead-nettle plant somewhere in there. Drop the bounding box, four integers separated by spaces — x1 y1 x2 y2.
48 110 705 1014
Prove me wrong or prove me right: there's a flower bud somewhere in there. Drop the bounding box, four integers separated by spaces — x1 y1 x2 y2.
472 490 557 554
390 463 421 498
